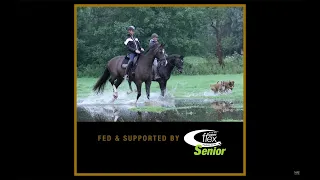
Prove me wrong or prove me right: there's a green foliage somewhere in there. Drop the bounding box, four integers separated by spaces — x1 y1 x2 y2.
173 53 243 75
77 7 243 77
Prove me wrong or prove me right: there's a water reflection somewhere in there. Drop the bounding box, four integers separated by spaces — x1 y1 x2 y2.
211 101 235 121
77 99 243 122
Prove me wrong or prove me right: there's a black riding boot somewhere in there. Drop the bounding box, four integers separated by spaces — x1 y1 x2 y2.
153 65 160 80
124 60 133 80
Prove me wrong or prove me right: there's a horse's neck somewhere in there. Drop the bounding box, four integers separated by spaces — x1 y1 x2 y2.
141 52 156 66
165 59 175 73
162 59 175 78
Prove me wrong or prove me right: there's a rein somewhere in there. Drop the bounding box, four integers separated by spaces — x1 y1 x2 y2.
165 56 177 67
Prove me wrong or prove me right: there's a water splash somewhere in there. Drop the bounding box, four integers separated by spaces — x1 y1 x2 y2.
77 87 178 118
182 90 232 98
79 90 175 105
77 81 235 120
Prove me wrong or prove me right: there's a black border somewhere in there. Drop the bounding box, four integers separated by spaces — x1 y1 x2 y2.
18 0 305 176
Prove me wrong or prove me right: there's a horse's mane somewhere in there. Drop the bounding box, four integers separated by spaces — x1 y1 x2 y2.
167 54 184 61
167 54 180 59
144 42 160 54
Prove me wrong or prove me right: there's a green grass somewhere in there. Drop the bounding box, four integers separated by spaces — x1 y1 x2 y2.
77 74 244 103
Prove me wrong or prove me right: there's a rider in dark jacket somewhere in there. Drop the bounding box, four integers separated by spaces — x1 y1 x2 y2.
124 26 144 80
149 33 160 80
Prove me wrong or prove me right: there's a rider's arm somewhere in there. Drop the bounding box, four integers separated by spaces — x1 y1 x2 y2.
135 38 143 51
124 38 136 53
127 44 136 53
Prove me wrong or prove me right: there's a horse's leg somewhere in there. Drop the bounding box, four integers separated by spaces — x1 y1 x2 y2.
109 75 116 86
127 80 133 94
109 76 117 102
158 80 167 97
135 81 142 104
145 80 151 100
112 77 123 99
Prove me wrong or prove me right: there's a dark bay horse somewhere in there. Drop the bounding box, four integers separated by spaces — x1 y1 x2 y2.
93 43 167 103
127 54 184 96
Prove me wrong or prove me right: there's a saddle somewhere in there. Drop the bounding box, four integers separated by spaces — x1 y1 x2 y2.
121 55 139 69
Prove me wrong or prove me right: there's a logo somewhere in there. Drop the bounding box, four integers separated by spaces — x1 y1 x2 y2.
184 129 221 147
184 129 226 156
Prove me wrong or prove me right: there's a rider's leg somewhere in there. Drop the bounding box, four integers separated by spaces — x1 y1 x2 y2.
124 53 135 80
153 58 158 66
153 59 160 80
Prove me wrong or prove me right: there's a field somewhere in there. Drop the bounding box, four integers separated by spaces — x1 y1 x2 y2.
77 74 244 104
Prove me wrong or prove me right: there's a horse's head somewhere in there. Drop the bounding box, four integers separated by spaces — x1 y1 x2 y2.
168 54 184 73
151 43 167 62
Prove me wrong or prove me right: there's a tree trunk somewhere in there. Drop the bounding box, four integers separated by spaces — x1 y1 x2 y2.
211 21 225 68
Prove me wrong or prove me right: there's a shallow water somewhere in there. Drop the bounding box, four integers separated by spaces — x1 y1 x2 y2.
77 91 243 122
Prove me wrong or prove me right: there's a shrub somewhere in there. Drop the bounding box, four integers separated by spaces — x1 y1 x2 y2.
77 53 244 78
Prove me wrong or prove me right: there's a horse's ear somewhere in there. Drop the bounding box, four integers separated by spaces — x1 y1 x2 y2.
160 43 165 47
180 55 184 59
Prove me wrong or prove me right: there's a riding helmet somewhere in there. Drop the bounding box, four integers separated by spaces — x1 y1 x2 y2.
151 33 158 38
128 26 135 31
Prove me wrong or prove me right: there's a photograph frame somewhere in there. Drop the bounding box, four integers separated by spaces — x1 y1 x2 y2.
74 4 246 176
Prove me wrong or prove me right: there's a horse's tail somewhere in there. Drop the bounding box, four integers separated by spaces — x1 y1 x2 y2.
93 67 110 94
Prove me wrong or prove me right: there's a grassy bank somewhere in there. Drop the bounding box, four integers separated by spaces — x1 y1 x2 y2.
77 74 244 103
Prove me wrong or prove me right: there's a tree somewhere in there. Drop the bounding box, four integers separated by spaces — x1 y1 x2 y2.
76 7 243 76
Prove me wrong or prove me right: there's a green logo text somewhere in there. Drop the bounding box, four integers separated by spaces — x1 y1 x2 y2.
194 144 226 155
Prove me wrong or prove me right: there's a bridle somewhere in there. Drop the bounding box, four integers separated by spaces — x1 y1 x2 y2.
154 46 167 65
166 56 183 69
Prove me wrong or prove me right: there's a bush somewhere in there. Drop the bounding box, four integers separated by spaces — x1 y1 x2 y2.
172 53 243 75
77 64 105 77
77 54 244 78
